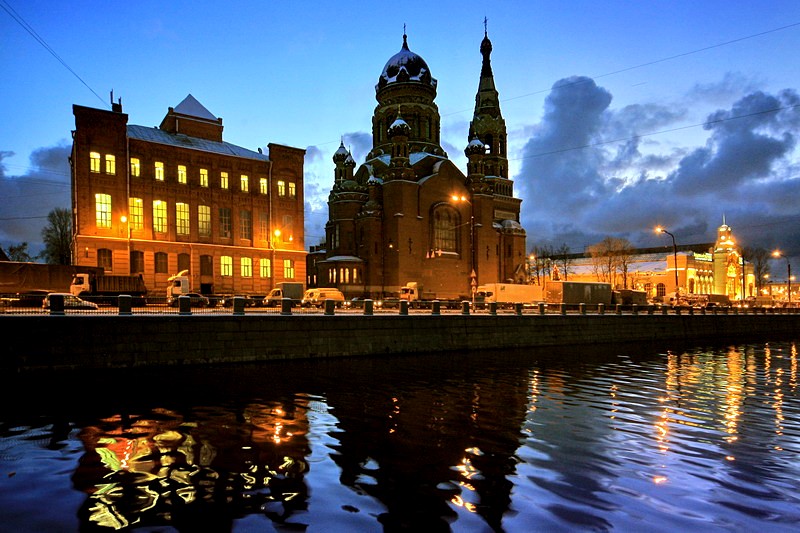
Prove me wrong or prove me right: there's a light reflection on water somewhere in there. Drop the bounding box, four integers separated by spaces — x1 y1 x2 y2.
1 340 799 532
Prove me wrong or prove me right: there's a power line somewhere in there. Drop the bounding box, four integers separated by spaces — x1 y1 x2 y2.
0 0 107 108
511 103 800 161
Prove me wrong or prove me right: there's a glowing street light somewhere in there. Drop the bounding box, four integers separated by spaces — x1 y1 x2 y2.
772 250 792 304
655 226 679 295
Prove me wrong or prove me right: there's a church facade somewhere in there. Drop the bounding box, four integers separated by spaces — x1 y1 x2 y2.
309 31 527 300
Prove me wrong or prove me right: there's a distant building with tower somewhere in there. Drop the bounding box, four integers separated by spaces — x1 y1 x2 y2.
308 29 527 299
71 95 306 297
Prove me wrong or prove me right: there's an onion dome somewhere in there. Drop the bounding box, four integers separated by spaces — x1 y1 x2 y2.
333 141 349 163
344 153 356 167
465 136 485 156
388 114 411 138
377 34 437 90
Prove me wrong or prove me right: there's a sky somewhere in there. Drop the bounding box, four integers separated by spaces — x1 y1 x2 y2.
1 0 799 278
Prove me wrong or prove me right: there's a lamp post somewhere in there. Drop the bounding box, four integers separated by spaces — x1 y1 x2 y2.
451 194 476 305
772 250 792 305
656 226 679 295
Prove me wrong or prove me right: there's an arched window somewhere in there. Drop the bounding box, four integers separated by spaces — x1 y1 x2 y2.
431 205 459 253
656 283 666 297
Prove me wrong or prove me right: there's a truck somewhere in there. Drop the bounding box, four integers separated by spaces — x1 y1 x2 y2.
0 261 102 295
545 281 613 305
398 282 471 309
263 282 305 307
475 283 543 307
70 272 148 305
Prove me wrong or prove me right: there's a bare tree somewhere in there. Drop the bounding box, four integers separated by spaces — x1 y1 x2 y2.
530 244 554 284
587 237 635 288
41 207 72 265
554 243 573 281
741 246 771 291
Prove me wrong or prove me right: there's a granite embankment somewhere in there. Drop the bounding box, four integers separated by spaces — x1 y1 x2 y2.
3 311 799 373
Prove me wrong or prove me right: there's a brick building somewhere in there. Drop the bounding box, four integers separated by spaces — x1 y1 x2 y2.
71 95 306 297
309 30 527 300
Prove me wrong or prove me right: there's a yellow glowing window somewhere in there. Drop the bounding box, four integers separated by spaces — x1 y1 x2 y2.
155 162 164 181
277 180 286 197
283 259 295 279
200 168 208 187
153 200 167 233
260 258 271 278
105 154 116 175
241 174 249 193
176 202 190 235
90 152 101 173
178 165 187 184
95 193 111 228
221 255 233 277
259 177 268 195
128 197 143 230
289 182 296 197
130 158 140 177
198 205 211 237
220 171 229 189
241 257 252 278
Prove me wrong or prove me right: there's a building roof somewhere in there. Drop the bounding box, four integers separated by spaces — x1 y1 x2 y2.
173 94 217 121
127 125 269 162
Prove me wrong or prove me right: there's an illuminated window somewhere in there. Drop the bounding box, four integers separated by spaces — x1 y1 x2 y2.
130 158 140 177
260 258 271 278
241 257 252 277
90 152 101 173
155 161 164 181
153 200 167 233
128 197 143 230
155 252 168 274
283 259 295 280
95 193 111 228
176 202 190 235
288 182 296 198
220 171 229 189
98 248 112 270
178 165 187 184
105 154 116 175
221 256 233 277
219 208 231 238
432 205 458 253
240 174 249 193
240 210 251 240
200 168 208 187
277 180 286 197
198 205 211 237
259 177 268 194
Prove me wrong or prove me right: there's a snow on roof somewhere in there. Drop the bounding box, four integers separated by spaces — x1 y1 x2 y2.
127 125 268 161
319 256 364 263
173 94 217 121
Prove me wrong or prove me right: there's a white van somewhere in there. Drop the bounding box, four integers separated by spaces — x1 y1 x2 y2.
301 288 345 308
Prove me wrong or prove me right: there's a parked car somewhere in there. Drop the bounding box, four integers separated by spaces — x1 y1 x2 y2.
168 293 210 308
43 292 99 310
301 288 345 308
220 294 257 307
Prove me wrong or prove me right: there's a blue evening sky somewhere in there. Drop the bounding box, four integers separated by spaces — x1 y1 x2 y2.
1 0 799 272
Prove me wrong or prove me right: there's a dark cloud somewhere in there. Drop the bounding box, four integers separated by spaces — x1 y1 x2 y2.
515 77 800 268
0 145 71 255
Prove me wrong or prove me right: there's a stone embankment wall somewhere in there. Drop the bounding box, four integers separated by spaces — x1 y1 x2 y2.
3 313 799 373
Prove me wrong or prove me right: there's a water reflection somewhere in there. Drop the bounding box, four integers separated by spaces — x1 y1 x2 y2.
1 340 799 531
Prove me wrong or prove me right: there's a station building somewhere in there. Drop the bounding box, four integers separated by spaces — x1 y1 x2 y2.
552 222 756 301
71 95 306 297
308 30 527 300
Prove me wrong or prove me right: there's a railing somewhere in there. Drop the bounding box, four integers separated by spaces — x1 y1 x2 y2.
1 294 797 317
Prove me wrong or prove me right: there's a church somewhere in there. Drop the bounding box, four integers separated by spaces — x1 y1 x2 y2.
308 30 527 300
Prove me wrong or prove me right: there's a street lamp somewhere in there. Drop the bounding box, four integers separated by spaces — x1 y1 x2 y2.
655 226 679 296
451 194 477 305
772 250 792 305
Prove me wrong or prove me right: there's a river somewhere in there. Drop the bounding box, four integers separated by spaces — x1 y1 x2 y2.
1 339 798 532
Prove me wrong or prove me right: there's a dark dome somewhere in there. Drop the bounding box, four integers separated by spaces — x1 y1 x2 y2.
377 35 437 91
